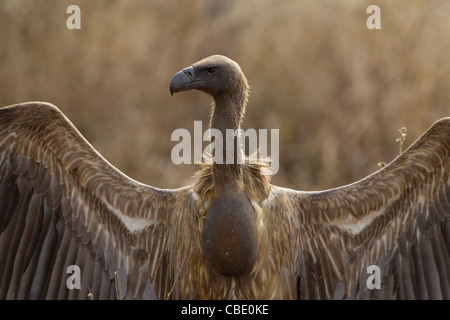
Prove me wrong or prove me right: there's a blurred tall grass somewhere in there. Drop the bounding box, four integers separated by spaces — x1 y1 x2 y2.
0 0 449 190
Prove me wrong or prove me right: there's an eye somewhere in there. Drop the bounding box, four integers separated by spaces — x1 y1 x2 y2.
207 67 217 74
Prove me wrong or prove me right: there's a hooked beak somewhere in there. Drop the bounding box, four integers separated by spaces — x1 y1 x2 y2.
169 66 196 96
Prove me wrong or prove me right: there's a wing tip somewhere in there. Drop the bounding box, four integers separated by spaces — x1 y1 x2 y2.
3 101 59 111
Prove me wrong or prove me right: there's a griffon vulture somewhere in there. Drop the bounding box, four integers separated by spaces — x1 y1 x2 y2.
0 55 449 300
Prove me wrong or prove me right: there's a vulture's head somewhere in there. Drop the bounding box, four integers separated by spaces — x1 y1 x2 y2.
169 55 248 99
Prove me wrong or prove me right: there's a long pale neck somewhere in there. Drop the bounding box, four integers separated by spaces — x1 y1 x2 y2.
210 85 248 192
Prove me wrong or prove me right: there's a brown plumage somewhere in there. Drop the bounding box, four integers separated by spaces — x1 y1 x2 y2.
0 55 449 299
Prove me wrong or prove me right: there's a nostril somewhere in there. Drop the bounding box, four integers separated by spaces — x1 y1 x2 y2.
182 66 194 80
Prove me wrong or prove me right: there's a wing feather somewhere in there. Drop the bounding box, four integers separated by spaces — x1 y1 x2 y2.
270 117 450 299
0 102 195 299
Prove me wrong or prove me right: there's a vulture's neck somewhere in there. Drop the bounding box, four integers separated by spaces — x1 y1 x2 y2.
210 83 248 193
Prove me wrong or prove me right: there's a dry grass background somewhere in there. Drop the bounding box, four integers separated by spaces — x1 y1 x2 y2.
0 0 449 191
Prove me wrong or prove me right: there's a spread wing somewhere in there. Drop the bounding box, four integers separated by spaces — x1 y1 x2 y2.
0 102 196 300
271 117 450 299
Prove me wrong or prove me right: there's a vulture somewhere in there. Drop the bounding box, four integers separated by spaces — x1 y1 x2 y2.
0 55 449 300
